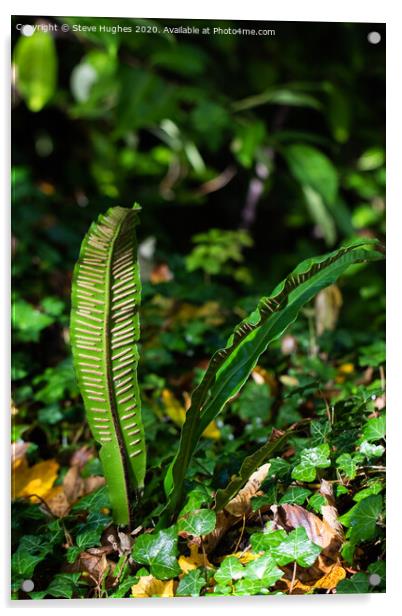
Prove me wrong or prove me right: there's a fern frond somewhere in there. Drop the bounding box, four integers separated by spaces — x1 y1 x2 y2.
70 205 145 525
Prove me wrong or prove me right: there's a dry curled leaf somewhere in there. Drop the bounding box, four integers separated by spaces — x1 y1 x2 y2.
67 548 114 586
46 465 105 517
225 463 270 517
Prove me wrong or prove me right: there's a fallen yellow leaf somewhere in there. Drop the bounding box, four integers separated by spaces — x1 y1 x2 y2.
339 363 355 375
179 544 213 574
230 551 259 565
313 564 346 589
292 564 346 593
12 457 59 502
132 575 176 598
162 389 220 440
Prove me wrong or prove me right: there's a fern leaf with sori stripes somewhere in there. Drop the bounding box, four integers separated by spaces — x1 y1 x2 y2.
70 204 145 525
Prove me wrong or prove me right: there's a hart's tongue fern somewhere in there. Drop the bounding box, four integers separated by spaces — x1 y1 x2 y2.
70 204 145 525
71 205 383 526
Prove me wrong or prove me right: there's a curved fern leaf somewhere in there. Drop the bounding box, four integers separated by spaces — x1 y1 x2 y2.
70 205 145 525
163 239 383 519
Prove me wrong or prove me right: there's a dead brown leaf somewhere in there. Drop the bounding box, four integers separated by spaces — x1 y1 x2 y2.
67 547 114 587
272 503 342 560
225 463 271 517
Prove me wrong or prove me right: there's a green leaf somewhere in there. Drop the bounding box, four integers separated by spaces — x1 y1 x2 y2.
362 415 386 442
308 493 326 513
292 443 331 482
215 556 245 585
12 298 54 342
75 511 111 550
359 441 385 459
176 569 207 597
367 561 386 588
336 453 358 480
302 185 337 246
44 573 83 599
163 239 383 518
340 495 383 543
244 553 283 586
132 526 181 580
233 578 271 596
72 485 110 512
70 205 145 525
213 584 232 596
232 87 321 113
267 457 291 479
11 550 45 579
336 572 369 594
178 509 216 536
250 527 287 552
279 486 311 505
179 485 213 517
284 143 338 205
270 527 322 567
13 30 57 112
353 481 383 502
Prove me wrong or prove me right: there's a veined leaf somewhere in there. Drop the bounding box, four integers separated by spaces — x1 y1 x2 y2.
163 239 383 519
70 205 145 525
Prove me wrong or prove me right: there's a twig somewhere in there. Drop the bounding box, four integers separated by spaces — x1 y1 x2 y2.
289 561 297 594
233 514 246 554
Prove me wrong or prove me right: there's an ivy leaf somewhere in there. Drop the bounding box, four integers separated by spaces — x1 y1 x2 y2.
176 569 207 597
336 572 369 594
178 509 216 536
291 444 331 482
30 573 83 599
244 553 283 585
75 511 111 550
353 481 383 502
267 457 291 479
367 561 386 589
336 453 358 480
234 578 271 596
132 526 181 580
213 584 232 596
178 485 213 517
340 495 383 543
359 441 385 459
214 556 245 585
308 493 326 513
279 486 311 505
270 527 322 568
362 415 386 442
72 486 110 512
250 526 287 552
11 551 46 579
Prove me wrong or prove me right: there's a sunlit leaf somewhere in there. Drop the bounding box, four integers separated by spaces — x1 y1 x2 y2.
132 526 181 580
14 30 57 112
